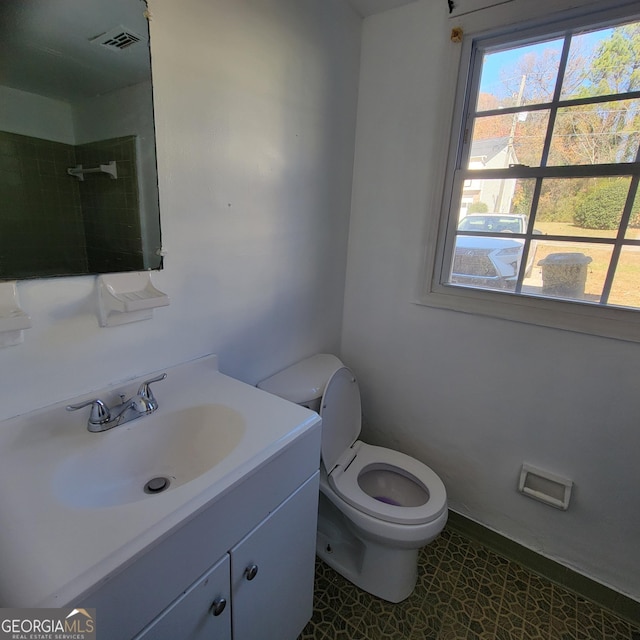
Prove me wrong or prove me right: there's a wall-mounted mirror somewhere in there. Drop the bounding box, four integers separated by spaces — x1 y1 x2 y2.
0 0 162 280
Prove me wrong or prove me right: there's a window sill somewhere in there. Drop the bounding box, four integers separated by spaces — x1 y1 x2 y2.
416 281 640 343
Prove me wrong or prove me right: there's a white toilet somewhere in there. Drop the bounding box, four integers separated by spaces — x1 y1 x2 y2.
258 354 448 603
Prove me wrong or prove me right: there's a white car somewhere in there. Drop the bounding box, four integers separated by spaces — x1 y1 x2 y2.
451 213 539 288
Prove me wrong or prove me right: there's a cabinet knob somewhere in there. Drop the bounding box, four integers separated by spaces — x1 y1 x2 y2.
210 597 227 617
244 564 259 581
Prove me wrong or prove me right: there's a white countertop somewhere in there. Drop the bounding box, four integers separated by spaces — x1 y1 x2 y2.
0 355 320 608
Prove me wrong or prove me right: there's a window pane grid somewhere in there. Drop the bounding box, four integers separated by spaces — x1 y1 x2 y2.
458 164 640 179
536 32 572 170
473 90 640 120
511 174 544 293
446 15 640 310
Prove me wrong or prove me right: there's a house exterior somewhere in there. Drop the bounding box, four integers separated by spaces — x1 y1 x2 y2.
460 136 518 218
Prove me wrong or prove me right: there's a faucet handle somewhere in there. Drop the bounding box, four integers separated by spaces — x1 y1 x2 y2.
66 399 111 425
137 373 167 409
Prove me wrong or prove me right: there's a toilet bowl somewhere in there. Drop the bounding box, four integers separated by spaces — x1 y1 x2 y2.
258 354 448 602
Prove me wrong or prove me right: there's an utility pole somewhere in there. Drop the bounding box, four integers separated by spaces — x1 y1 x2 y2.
497 74 526 212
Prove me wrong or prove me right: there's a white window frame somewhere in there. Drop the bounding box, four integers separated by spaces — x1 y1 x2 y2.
418 0 640 343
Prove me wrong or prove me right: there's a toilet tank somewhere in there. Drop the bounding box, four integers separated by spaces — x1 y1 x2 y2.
257 354 343 410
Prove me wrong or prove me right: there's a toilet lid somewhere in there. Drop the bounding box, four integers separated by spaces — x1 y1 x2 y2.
319 366 361 473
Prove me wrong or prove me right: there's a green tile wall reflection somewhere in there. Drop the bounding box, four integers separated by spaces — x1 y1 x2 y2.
0 131 87 278
76 136 144 273
0 131 144 279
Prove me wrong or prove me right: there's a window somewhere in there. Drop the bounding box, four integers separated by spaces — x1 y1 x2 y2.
428 4 640 341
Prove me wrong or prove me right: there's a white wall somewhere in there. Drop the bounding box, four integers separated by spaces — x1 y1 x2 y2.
0 85 75 143
341 0 640 599
0 0 360 420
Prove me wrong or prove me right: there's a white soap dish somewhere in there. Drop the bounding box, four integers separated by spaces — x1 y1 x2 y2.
518 463 573 510
97 272 169 327
0 281 31 347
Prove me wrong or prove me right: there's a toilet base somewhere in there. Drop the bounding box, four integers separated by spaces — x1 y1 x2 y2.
316 492 420 603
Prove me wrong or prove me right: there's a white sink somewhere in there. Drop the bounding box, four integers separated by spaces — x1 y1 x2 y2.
53 404 246 508
0 355 320 608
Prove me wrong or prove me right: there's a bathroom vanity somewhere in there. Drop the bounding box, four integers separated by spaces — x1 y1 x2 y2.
126 471 318 640
0 355 321 640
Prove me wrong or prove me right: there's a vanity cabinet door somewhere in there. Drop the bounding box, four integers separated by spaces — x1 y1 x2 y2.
230 472 319 640
134 554 231 640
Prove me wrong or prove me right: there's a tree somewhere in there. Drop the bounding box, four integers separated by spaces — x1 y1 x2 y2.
588 23 640 95
549 102 638 166
484 23 640 223
545 26 640 167
473 93 512 139
500 41 587 105
494 26 640 167
573 178 637 230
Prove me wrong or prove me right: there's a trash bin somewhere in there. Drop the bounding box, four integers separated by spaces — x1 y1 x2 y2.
538 252 592 298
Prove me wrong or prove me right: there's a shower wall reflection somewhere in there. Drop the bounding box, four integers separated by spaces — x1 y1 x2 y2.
0 131 145 278
0 0 162 280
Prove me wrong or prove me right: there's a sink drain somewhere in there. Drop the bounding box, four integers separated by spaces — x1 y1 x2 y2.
144 476 170 494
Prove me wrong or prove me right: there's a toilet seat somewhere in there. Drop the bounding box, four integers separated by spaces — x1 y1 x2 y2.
328 441 448 525
319 367 447 526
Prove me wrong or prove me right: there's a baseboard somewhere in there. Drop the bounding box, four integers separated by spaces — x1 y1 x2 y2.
446 510 640 626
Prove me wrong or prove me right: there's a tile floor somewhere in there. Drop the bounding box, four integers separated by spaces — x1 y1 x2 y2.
299 527 640 639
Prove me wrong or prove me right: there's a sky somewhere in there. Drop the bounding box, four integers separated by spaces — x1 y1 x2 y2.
478 28 615 102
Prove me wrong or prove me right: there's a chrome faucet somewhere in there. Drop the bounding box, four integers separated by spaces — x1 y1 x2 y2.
66 373 167 432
